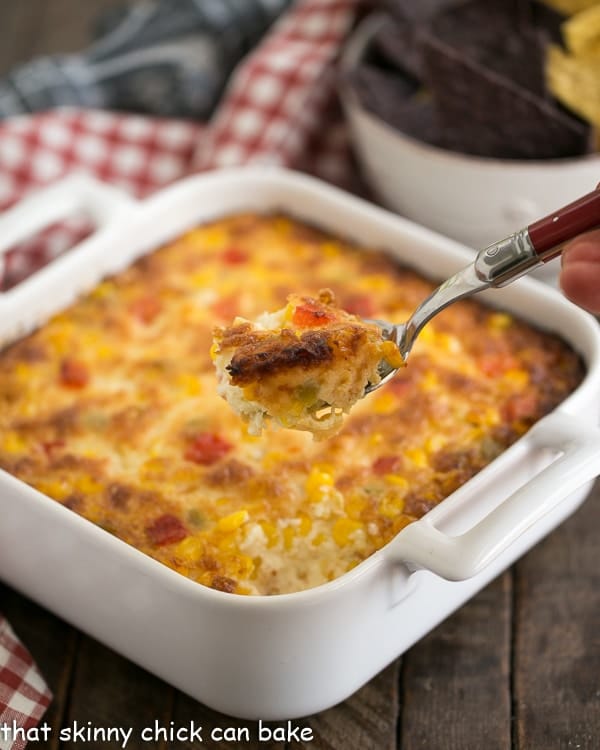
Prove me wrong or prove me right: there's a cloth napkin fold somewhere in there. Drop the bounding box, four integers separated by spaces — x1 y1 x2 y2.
0 0 365 745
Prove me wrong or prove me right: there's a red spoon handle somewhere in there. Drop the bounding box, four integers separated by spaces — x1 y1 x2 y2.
528 188 600 262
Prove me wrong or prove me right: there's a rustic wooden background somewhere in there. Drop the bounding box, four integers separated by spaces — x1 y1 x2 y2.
1 1 599 748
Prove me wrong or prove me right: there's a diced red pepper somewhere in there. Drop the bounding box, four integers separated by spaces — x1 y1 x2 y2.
42 439 65 458
185 432 233 465
60 359 89 388
387 377 411 397
146 514 188 546
222 247 248 265
502 393 537 422
292 303 336 328
479 353 519 377
212 296 239 321
373 455 404 475
343 293 376 318
130 296 162 324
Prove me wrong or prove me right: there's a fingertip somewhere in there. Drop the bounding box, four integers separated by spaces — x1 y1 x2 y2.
560 260 600 314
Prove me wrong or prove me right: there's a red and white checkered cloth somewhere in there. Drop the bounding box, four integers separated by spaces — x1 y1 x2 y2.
0 620 52 750
0 0 365 744
0 0 367 290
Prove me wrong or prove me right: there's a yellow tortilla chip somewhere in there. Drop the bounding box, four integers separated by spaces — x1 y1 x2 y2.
563 4 600 54
547 43 600 128
541 0 600 15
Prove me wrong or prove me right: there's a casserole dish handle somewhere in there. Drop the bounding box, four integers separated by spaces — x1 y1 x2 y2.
0 173 137 282
385 411 600 580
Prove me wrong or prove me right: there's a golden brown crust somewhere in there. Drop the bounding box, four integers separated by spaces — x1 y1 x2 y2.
225 328 335 385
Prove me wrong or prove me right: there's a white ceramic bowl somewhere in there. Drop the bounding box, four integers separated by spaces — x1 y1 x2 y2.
339 13 600 264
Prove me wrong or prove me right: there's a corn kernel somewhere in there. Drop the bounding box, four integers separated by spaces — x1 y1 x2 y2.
89 281 114 300
321 241 341 258
198 227 227 248
384 474 409 491
218 533 237 551
283 526 295 550
260 522 279 548
405 448 428 468
332 518 363 547
233 554 255 579
47 325 73 354
503 369 529 388
175 536 204 561
298 516 312 536
143 455 166 473
191 270 215 287
361 274 388 292
312 532 327 547
15 363 31 380
176 372 202 396
305 466 335 503
380 340 404 370
172 468 200 483
436 332 462 354
425 434 446 453
379 494 406 518
243 384 258 401
217 509 249 532
421 372 438 390
35 479 68 499
94 342 114 360
262 451 285 470
488 312 513 330
419 324 435 343
75 475 103 495
2 432 26 453
345 495 366 520
373 392 397 415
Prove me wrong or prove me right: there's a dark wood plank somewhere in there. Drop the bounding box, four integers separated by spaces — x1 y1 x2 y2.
0 0 124 76
399 573 512 750
0 582 77 750
299 661 400 750
172 693 286 750
0 1 47 74
513 481 600 750
34 0 124 57
60 637 174 750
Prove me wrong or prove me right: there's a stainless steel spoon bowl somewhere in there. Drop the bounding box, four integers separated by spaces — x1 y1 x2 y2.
365 187 600 396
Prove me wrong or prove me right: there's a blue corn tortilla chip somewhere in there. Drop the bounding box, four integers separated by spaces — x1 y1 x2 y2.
371 15 425 80
430 0 548 97
421 30 594 158
380 0 462 24
344 64 442 145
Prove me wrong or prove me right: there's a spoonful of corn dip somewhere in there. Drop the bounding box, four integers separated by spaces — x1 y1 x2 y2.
211 288 403 439
212 188 600 438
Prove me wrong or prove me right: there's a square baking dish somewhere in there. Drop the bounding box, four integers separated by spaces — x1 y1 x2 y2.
1 167 600 720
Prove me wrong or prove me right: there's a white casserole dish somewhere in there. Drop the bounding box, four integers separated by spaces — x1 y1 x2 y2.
1 167 600 720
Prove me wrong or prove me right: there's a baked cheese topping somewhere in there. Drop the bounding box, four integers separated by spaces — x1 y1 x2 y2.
0 214 584 595
212 289 403 438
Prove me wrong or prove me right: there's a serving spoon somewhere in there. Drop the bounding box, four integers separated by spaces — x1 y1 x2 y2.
366 187 600 395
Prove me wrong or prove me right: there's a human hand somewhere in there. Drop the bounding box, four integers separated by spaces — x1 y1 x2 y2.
560 229 600 315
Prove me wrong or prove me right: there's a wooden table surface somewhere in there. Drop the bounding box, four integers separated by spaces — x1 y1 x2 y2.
1 2 599 748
